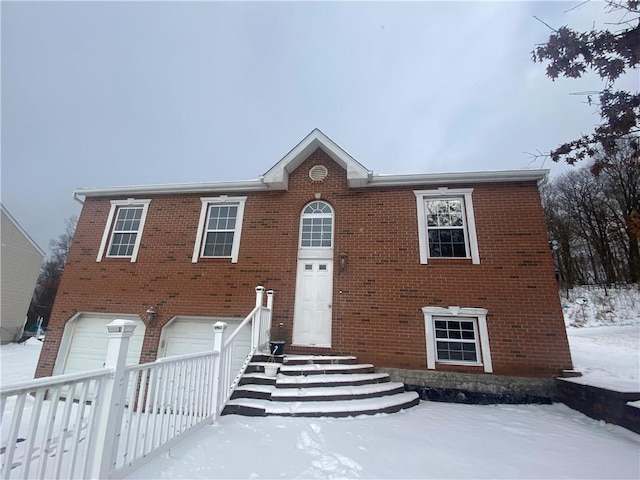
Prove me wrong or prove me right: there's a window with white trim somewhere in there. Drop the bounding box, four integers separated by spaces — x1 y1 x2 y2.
97 199 151 263
192 196 247 263
414 188 480 264
300 201 333 248
422 306 493 373
434 317 479 362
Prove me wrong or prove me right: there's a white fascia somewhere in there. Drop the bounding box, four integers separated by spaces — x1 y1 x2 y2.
422 306 493 373
414 188 479 265
369 169 548 188
97 198 151 263
74 179 267 199
192 196 247 264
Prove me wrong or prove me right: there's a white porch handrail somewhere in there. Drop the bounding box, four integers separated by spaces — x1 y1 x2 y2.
1 367 111 479
0 285 274 479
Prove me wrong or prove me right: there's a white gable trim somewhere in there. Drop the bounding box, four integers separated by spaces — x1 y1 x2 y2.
261 129 371 190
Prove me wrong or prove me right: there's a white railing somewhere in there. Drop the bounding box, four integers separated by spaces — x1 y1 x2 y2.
0 286 274 479
216 287 274 414
0 369 111 480
111 349 219 478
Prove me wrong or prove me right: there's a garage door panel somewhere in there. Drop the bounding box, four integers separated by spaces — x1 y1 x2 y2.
162 318 250 374
62 316 145 375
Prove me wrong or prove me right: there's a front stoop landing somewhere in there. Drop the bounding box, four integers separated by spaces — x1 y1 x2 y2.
223 354 420 417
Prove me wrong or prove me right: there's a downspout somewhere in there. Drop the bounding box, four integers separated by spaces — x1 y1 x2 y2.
73 192 84 205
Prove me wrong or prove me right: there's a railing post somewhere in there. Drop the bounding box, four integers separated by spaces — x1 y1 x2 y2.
211 321 227 418
89 319 137 480
266 290 275 344
266 289 274 311
255 285 265 309
252 286 265 349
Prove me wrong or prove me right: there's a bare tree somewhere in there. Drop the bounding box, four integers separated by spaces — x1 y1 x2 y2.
532 1 639 167
594 136 640 281
27 216 77 329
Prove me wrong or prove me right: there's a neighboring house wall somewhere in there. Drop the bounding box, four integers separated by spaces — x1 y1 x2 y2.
36 145 572 382
1 206 45 344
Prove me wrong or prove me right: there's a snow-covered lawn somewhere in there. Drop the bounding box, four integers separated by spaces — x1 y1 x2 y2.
127 402 639 480
1 287 638 479
562 285 639 391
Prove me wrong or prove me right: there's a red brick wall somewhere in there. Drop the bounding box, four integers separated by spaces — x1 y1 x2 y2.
35 149 572 379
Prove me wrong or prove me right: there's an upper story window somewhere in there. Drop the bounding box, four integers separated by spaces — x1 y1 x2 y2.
300 201 333 248
192 196 247 263
414 188 480 264
97 199 151 263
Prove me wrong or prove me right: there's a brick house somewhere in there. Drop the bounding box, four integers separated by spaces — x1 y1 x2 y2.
36 129 572 402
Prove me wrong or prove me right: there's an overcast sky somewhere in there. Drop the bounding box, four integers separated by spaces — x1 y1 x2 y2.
2 1 637 252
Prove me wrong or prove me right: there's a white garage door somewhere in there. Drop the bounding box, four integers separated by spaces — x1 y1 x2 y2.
62 314 146 374
161 317 251 374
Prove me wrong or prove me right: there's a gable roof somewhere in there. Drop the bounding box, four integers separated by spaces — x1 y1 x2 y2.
72 130 549 199
1 204 45 257
261 129 372 189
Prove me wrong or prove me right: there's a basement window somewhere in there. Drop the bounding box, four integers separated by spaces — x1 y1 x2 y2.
97 199 151 263
422 306 492 373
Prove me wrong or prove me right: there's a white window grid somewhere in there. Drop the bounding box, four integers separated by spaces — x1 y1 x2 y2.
108 207 143 257
425 198 468 258
201 204 238 258
300 201 333 248
192 196 247 263
434 317 480 363
414 188 480 264
422 306 492 373
96 199 151 263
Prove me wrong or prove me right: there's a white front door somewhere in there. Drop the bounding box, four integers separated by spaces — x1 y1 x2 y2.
293 259 333 347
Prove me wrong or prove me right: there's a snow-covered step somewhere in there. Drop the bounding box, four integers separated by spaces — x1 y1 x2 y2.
278 363 375 376
238 372 278 386
283 355 358 365
225 354 419 417
224 392 420 417
276 372 390 388
232 383 275 400
233 381 405 402
271 382 405 402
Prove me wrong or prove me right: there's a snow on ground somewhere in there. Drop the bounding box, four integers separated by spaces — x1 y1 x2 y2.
0 337 44 386
562 285 640 390
127 402 639 480
1 287 638 479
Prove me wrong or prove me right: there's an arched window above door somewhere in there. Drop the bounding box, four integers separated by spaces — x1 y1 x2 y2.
300 201 334 248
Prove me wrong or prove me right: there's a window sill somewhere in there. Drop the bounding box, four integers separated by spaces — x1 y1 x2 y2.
436 360 483 367
424 258 476 266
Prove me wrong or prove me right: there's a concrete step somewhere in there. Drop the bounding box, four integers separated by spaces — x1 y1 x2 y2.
283 355 358 365
232 381 406 402
276 372 390 388
223 391 420 417
225 354 419 418
279 363 375 376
